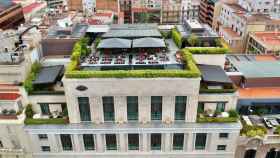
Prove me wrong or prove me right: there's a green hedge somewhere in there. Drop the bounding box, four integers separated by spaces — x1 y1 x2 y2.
183 47 229 54
23 62 42 93
25 118 68 125
65 44 201 78
197 116 238 123
240 125 267 137
199 88 236 93
171 28 183 48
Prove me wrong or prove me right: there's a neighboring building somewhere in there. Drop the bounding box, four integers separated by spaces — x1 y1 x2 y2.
45 0 65 9
218 3 280 53
176 19 220 47
41 22 87 57
83 0 96 16
22 2 47 21
246 32 280 55
181 0 200 21
68 0 83 11
225 54 280 158
199 0 217 26
0 1 25 30
23 24 241 158
161 0 182 24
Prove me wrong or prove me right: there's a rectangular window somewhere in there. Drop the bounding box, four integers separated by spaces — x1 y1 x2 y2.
60 134 72 151
41 146 50 152
151 96 162 120
127 96 138 121
128 134 139 150
83 134 95 150
151 133 161 150
78 97 91 121
175 96 187 120
40 103 50 115
106 134 117 150
219 133 229 138
38 134 48 140
173 133 184 150
197 102 205 113
103 97 115 121
217 145 226 151
216 102 225 112
0 141 3 148
195 133 207 150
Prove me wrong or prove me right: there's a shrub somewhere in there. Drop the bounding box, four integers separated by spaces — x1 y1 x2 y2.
187 34 200 47
160 31 171 39
228 109 239 118
240 125 267 137
171 28 183 48
183 47 228 54
276 126 280 134
95 37 101 48
24 62 42 93
25 104 34 118
24 118 68 125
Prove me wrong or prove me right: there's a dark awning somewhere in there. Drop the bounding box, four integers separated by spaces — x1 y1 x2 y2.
198 64 232 83
33 65 64 85
97 38 132 49
132 37 166 48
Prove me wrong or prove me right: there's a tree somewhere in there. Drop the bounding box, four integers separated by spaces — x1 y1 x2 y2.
187 34 199 47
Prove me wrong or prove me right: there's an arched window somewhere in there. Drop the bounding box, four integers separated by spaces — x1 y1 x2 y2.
244 149 256 158
266 148 277 158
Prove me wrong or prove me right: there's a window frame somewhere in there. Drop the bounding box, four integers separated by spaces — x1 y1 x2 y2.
78 97 91 121
38 134 48 140
151 96 162 120
60 134 73 151
83 134 95 151
102 96 115 121
41 146 51 152
175 96 187 120
219 133 229 139
217 145 226 151
127 96 138 121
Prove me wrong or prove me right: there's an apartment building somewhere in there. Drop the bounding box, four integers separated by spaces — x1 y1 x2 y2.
218 3 280 53
0 1 25 30
181 0 200 21
225 54 280 158
22 24 241 158
238 0 280 17
68 0 82 11
246 32 280 55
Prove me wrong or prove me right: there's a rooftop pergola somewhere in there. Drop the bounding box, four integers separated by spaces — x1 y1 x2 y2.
97 38 132 49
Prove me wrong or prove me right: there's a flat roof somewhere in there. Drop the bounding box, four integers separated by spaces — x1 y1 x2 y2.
186 20 203 30
33 65 64 85
86 25 109 33
97 38 132 49
252 32 280 46
0 0 15 13
239 87 280 99
102 24 162 38
198 64 232 83
234 61 280 78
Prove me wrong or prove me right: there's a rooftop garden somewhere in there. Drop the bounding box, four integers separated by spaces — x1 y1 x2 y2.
240 124 267 138
65 38 201 78
197 109 239 123
199 83 237 94
24 104 68 125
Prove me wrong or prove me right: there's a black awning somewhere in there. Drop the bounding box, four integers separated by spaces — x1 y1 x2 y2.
198 64 232 83
33 65 64 85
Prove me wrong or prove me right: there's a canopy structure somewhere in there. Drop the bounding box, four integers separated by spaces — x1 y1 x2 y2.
33 65 64 85
97 38 132 49
198 64 232 83
132 37 166 48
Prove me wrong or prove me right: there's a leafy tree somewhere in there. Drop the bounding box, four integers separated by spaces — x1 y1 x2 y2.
25 104 34 118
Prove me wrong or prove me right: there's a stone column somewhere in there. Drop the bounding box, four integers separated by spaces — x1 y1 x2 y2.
256 146 269 158
90 96 104 123
186 133 194 152
186 95 198 122
162 96 175 123
72 134 82 152
49 134 59 152
118 133 127 152
141 133 149 152
66 93 80 123
96 134 105 152
163 133 172 152
139 96 151 123
114 96 127 123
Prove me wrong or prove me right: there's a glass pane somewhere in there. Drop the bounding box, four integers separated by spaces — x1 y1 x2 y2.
106 134 117 150
128 134 139 150
216 102 225 112
78 97 91 121
151 96 162 120
151 133 161 150
83 134 95 150
127 96 138 120
103 97 115 121
173 133 184 150
195 133 207 150
40 104 50 115
175 96 187 120
60 134 72 151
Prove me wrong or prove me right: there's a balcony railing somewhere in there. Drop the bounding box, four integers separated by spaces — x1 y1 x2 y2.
173 145 183 150
151 145 161 150
128 144 139 150
127 112 138 121
106 144 117 150
151 112 162 120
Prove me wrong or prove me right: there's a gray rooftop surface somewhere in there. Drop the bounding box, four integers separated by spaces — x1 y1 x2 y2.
132 37 166 48
234 61 280 78
198 64 232 83
97 38 132 49
33 65 64 85
102 24 162 38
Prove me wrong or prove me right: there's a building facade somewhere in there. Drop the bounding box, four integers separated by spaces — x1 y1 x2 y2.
0 3 25 30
